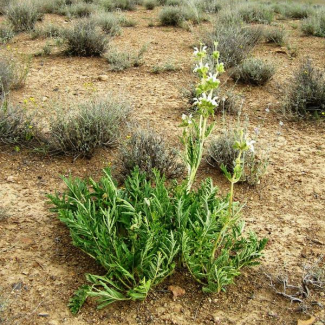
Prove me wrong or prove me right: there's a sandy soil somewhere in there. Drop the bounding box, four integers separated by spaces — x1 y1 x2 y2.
0 6 325 325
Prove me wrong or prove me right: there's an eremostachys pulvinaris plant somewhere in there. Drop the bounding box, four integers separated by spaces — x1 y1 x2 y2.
48 44 267 314
49 168 180 312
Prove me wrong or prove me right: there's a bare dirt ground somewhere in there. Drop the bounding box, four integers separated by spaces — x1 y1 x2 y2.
0 6 325 325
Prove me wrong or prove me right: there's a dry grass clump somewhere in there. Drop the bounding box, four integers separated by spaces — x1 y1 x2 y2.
238 3 274 24
0 24 15 44
159 6 185 26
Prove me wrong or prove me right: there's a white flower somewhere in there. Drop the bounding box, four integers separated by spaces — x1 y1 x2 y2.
279 121 283 126
193 93 218 107
207 73 219 83
247 139 256 153
202 45 207 52
182 114 187 120
193 47 199 56
265 107 270 113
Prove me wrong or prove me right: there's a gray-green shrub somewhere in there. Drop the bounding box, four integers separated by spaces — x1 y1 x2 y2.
231 58 275 86
106 45 146 71
159 6 184 26
301 11 325 37
0 24 15 44
48 95 131 158
63 19 108 57
284 60 325 118
264 27 286 45
120 129 184 179
0 102 34 145
144 0 156 10
91 12 122 36
0 57 28 96
238 3 274 24
6 0 43 32
207 129 268 185
205 23 263 68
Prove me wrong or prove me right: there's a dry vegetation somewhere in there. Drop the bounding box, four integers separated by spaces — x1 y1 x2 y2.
0 0 325 324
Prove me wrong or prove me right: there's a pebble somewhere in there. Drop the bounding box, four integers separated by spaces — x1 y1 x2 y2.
98 75 109 81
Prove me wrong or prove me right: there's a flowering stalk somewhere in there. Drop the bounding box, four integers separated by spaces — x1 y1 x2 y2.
181 43 224 192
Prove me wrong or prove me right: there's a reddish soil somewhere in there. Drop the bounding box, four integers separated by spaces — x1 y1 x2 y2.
0 6 325 325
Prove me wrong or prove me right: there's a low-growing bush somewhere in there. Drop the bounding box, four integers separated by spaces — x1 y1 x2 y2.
63 2 95 17
0 57 29 96
284 60 325 118
217 90 242 115
205 23 263 68
238 3 274 24
144 0 156 10
283 3 313 19
264 27 286 46
120 129 184 179
6 0 43 32
207 129 269 185
159 6 184 26
118 15 137 27
99 0 137 11
301 11 325 37
0 24 15 44
31 23 62 39
91 12 122 36
231 58 275 86
0 102 34 145
199 0 221 13
39 0 67 14
63 19 108 57
106 45 146 71
151 62 180 73
0 0 10 15
48 95 131 158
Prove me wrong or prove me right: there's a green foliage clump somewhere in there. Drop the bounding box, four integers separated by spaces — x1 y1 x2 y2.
91 13 122 36
231 58 275 86
48 96 131 158
0 102 35 145
301 11 325 37
159 6 185 26
238 3 274 24
264 27 286 46
6 0 43 32
120 129 184 180
49 167 267 312
284 60 325 118
63 19 108 57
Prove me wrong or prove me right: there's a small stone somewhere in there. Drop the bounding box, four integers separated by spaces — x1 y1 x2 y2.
42 96 48 102
38 312 49 317
7 176 15 183
98 75 109 81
